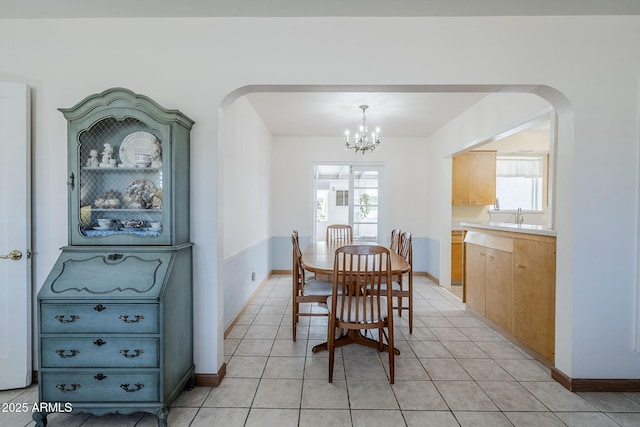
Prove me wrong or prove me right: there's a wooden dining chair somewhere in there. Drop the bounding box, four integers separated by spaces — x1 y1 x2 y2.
390 228 401 253
292 230 313 281
325 224 353 243
291 231 333 342
380 231 414 333
395 232 414 333
327 244 395 384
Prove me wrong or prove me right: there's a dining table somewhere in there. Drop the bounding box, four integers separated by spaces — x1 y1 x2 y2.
300 240 411 354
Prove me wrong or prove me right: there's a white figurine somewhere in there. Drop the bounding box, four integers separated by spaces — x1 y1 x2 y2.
100 143 114 167
150 139 162 168
86 149 99 167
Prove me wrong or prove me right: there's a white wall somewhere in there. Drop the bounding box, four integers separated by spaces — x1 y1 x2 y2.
1 15 640 380
220 96 272 326
222 97 271 260
270 136 430 240
484 130 551 153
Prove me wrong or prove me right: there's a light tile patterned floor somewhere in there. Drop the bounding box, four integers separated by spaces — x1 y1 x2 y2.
3 275 640 426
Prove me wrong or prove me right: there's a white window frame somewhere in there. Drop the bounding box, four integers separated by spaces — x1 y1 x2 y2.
495 155 547 212
313 163 387 242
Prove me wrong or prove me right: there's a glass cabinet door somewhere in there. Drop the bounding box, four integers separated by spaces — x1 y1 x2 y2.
73 117 168 244
62 88 193 247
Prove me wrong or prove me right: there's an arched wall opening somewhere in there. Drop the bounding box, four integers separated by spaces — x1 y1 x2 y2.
217 83 574 375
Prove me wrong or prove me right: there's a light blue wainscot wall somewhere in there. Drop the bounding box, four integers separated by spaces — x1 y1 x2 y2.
421 237 440 280
269 233 312 273
223 238 271 327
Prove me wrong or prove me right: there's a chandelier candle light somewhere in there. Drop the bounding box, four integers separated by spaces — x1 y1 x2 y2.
345 105 381 155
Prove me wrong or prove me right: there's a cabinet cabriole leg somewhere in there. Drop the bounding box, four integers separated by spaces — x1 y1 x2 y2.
185 373 196 390
32 411 48 427
156 407 169 427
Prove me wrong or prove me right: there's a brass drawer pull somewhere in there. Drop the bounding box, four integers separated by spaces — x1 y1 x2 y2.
93 339 107 346
55 349 80 358
120 383 145 393
55 314 79 323
56 383 80 393
94 373 107 381
120 349 144 358
515 263 527 268
119 314 144 324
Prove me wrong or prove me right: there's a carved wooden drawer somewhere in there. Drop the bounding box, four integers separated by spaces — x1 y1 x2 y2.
41 303 159 334
41 371 159 402
36 246 194 427
41 337 159 368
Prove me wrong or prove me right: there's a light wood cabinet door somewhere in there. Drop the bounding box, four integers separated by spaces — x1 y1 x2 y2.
464 242 486 315
485 247 513 331
452 151 496 205
452 153 470 205
451 231 463 283
468 151 496 206
512 238 556 361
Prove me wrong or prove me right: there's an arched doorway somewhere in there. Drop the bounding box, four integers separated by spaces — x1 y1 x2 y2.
217 84 572 376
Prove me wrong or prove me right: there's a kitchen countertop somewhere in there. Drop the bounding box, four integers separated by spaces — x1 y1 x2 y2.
460 221 557 237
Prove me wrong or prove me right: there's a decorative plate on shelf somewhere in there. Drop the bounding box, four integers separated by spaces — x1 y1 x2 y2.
119 131 158 167
124 179 160 209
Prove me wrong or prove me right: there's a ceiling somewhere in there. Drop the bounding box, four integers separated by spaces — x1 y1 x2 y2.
245 92 489 138
3 0 640 19
4 1 634 140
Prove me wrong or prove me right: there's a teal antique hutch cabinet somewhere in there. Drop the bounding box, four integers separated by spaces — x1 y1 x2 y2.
34 88 195 427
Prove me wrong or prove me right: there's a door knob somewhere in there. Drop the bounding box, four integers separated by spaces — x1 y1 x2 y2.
0 250 22 261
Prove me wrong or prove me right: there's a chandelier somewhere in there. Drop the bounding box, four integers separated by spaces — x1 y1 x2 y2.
344 105 381 155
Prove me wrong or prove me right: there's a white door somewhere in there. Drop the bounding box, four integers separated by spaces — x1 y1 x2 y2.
350 165 385 242
313 164 386 242
0 83 32 390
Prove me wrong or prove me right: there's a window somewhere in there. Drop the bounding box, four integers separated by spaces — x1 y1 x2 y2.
335 190 348 206
314 164 385 242
495 156 545 211
316 195 327 221
352 167 379 241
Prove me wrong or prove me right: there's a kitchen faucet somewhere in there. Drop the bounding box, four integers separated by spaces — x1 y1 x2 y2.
516 207 524 224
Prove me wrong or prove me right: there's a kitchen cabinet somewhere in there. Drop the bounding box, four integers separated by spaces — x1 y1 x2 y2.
451 230 463 284
463 231 513 330
452 151 496 206
34 88 195 427
464 240 486 315
484 240 513 331
463 227 555 363
513 238 556 361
